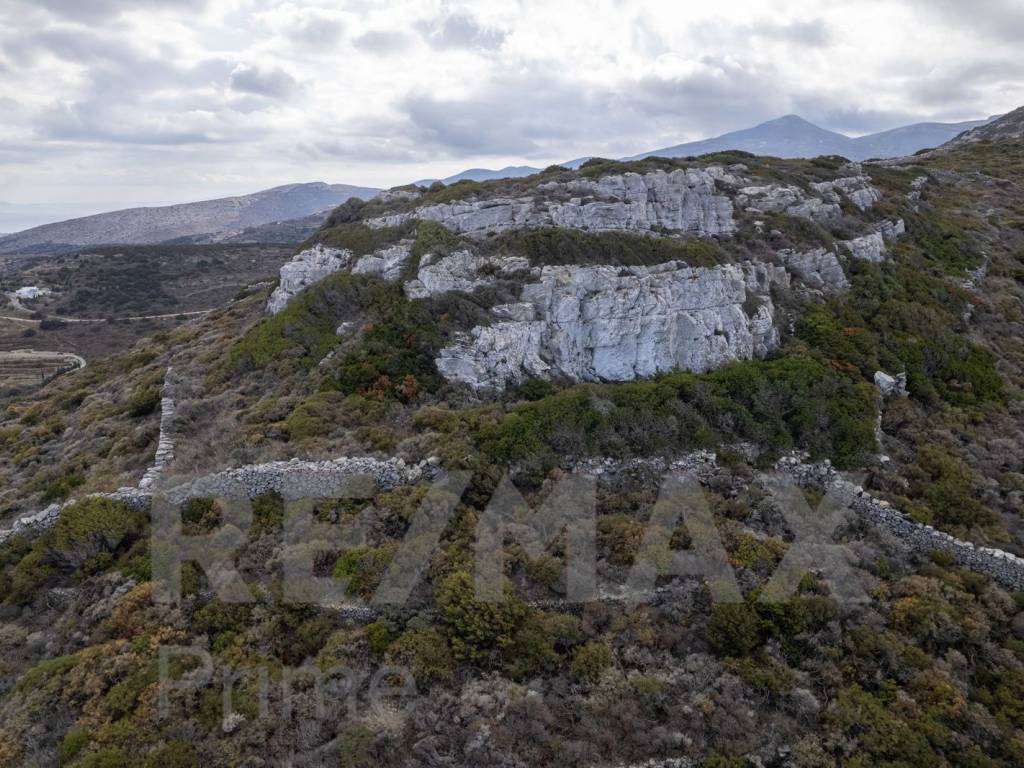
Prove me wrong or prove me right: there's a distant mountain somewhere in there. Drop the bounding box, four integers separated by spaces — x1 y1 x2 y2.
940 106 1024 148
627 115 852 160
627 114 993 162
416 115 995 191
0 182 380 255
414 165 543 187
847 119 989 159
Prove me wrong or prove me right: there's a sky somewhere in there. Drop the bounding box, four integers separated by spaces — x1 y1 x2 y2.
1 0 1023 230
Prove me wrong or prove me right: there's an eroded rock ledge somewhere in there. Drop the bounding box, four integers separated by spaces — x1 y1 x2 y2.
436 261 785 390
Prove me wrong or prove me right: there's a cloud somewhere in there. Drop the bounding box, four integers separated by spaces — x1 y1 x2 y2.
0 0 1022 211
352 30 412 55
911 0 1024 43
396 59 793 159
18 0 208 22
749 19 831 47
422 12 506 50
228 64 300 100
35 100 224 144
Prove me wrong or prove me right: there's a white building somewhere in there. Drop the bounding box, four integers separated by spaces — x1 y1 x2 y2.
14 286 50 300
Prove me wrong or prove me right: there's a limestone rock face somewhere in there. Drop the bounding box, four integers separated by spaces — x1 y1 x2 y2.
435 261 788 390
778 248 849 292
839 219 905 262
736 174 881 221
351 244 411 281
267 244 351 315
404 250 536 299
812 176 882 210
267 243 412 314
841 232 886 262
874 370 908 397
369 169 738 237
736 184 841 221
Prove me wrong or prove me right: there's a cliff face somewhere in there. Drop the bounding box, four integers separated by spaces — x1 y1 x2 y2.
435 261 785 389
267 160 896 390
368 168 738 236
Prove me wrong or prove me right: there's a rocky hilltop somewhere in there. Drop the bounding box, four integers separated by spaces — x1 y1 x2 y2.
268 160 899 389
0 181 380 255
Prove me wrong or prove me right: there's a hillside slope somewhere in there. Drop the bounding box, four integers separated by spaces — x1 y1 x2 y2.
1 111 1024 767
0 182 380 255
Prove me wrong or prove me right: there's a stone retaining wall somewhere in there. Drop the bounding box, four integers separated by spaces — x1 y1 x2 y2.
776 456 1024 592
0 457 433 545
139 367 177 490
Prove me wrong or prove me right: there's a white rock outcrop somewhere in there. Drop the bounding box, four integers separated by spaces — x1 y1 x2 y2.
267 245 350 315
436 261 787 390
404 250 535 299
369 169 738 237
778 248 849 292
812 176 882 211
840 219 905 263
267 244 412 314
874 370 908 397
840 232 887 262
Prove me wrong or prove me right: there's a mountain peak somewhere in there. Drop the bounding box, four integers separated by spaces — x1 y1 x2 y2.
764 114 815 126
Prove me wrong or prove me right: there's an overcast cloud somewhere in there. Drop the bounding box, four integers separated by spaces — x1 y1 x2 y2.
0 0 1021 228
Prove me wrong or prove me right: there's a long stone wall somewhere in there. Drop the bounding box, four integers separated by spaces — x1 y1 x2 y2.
776 456 1024 592
0 456 434 545
6 441 1023 594
139 367 177 490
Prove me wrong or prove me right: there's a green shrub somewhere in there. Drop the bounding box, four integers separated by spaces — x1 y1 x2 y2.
143 742 199 768
125 385 161 418
40 470 85 503
474 354 877 479
333 544 398 599
283 391 345 441
706 603 763 657
365 620 393 657
337 724 375 768
908 447 997 531
46 497 146 575
101 662 158 719
502 612 578 679
251 492 285 535
58 727 90 765
76 747 131 768
181 497 220 534
410 220 462 264
314 221 410 255
437 571 527 661
570 640 614 683
386 627 455 686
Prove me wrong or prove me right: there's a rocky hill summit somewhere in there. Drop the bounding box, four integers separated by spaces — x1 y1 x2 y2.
267 158 901 389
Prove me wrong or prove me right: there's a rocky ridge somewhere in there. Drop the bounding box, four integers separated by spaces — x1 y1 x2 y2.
369 166 887 238
265 163 905 389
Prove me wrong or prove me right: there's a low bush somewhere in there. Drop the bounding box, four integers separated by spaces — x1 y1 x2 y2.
474 354 877 481
706 603 764 657
437 570 527 661
570 640 614 683
386 627 455 687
